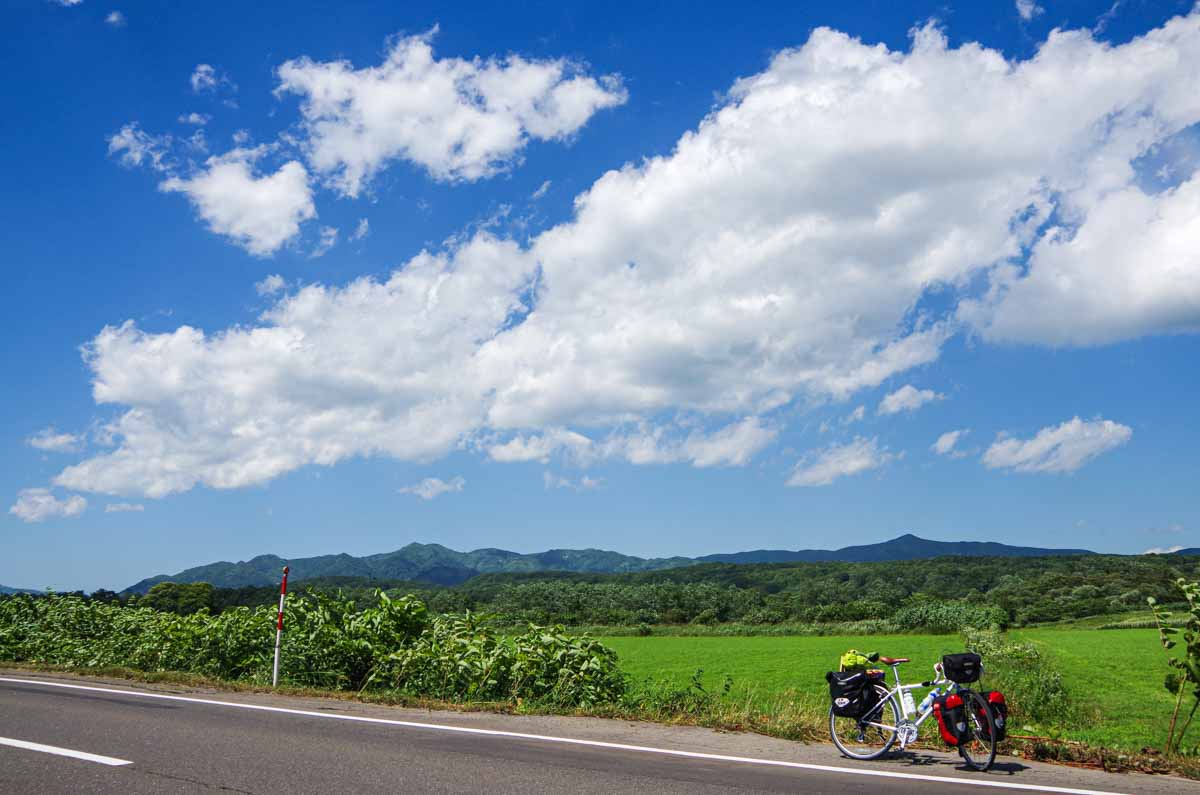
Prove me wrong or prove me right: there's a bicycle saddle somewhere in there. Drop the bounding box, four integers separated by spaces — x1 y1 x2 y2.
878 656 910 664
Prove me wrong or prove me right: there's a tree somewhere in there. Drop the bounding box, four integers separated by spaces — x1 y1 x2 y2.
142 582 215 615
1149 578 1200 754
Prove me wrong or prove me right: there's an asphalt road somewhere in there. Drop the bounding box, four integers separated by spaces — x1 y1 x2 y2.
0 673 1194 794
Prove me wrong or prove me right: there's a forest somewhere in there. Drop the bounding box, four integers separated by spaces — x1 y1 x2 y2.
51 553 1200 631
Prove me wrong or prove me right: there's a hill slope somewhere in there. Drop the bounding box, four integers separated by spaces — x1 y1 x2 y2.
120 533 1094 594
695 533 1092 564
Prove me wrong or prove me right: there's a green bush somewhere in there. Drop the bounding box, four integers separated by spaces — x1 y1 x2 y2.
962 627 1073 728
0 592 623 707
894 598 1008 634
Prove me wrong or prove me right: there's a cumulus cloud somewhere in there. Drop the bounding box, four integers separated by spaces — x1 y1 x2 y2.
255 274 285 296
56 235 532 497
275 28 627 195
54 13 1200 498
531 180 552 200
1016 0 1044 22
878 385 944 416
28 428 83 453
983 417 1132 474
400 476 465 500
351 218 370 241
489 427 594 464
105 502 144 513
309 225 338 258
932 429 969 457
960 173 1200 345
178 112 210 126
105 10 125 27
159 147 316 256
191 64 234 94
488 417 776 469
788 437 895 487
9 489 87 523
1143 545 1185 555
107 123 170 171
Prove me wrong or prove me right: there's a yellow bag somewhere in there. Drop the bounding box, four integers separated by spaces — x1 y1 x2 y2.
839 649 877 672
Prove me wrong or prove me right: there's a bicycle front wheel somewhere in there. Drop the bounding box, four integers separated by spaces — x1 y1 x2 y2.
829 685 899 760
957 690 997 771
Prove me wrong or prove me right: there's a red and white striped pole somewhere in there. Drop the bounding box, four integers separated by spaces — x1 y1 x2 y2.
272 566 289 687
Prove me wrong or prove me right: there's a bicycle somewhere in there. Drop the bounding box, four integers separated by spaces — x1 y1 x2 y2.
829 655 997 771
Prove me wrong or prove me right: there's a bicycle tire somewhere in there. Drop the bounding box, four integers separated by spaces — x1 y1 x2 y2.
829 684 899 760
957 689 997 771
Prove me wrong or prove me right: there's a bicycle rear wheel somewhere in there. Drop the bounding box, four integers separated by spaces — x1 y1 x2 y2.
957 690 997 771
829 685 899 760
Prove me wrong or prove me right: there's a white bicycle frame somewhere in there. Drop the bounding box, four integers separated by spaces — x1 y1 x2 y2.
859 662 954 749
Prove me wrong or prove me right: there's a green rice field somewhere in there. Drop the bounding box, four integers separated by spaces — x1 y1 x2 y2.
603 628 1172 751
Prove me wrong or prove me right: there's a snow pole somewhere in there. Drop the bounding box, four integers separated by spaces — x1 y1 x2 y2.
272 566 289 687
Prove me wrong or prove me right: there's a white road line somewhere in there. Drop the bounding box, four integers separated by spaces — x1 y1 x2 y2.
1 677 1124 795
0 735 132 766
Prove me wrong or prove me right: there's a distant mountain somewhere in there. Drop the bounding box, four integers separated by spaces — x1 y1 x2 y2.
0 585 40 595
119 534 1095 594
1172 548 1200 556
695 533 1094 564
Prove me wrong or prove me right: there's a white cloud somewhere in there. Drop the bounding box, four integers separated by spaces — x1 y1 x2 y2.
255 274 285 296
9 489 87 523
932 428 968 456
878 385 944 416
105 502 144 513
191 64 234 94
351 218 370 241
310 226 338 259
982 416 1132 474
489 417 776 469
178 112 210 126
531 180 552 200
55 13 1200 498
677 417 778 467
56 235 533 497
1143 545 1185 555
28 428 83 453
107 123 170 172
543 471 601 491
400 476 465 500
788 437 895 487
159 147 316 256
53 1 83 6
844 406 865 425
105 10 125 27
489 427 595 464
1016 0 1044 22
275 28 627 196
960 173 1200 345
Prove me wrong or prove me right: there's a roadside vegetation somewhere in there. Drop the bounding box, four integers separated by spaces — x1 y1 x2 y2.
0 590 623 706
5 557 1200 777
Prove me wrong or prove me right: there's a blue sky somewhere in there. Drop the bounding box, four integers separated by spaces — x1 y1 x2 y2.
3 0 1198 591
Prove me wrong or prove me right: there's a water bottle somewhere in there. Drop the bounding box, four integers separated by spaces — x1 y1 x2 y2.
900 688 917 716
918 687 942 714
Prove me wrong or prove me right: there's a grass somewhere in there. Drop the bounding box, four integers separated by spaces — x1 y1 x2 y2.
603 628 1176 753
6 627 1192 779
1011 628 1175 750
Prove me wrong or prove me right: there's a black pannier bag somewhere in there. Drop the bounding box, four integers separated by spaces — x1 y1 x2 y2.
976 691 1008 742
826 671 879 718
932 692 970 746
942 652 982 684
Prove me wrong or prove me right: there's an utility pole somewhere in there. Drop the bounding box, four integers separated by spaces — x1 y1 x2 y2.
272 566 289 687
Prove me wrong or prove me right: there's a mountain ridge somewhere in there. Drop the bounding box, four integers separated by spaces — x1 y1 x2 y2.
119 533 1095 594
